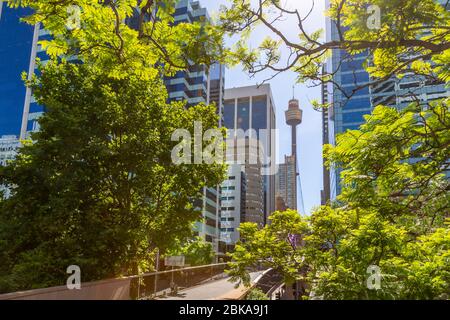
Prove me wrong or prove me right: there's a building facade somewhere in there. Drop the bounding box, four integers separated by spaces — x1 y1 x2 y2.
277 96 303 213
167 0 225 252
22 26 51 139
219 164 246 247
223 84 277 225
0 135 19 167
276 155 297 210
238 137 265 227
0 135 20 198
220 137 264 247
0 4 34 138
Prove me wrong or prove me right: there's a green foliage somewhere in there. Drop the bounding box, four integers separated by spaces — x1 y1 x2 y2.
227 103 450 299
222 0 450 299
227 209 308 287
218 0 450 105
0 0 229 294
6 0 229 78
246 288 269 300
167 237 215 266
0 60 225 293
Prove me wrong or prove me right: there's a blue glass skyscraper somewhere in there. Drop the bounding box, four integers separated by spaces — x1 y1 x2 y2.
0 2 49 140
0 3 34 138
324 0 450 200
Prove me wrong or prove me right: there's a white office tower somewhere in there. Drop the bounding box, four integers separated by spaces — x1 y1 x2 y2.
0 135 20 199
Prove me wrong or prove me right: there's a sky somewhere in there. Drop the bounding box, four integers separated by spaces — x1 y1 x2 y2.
203 0 327 215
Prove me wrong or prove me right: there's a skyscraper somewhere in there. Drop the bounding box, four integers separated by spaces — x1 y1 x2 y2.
223 84 277 225
0 135 19 198
21 26 51 140
0 2 50 141
0 4 31 199
167 0 225 253
0 4 34 138
276 155 297 210
219 163 247 248
321 66 331 205
0 135 19 166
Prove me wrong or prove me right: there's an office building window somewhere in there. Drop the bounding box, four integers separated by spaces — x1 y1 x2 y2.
342 110 370 123
252 95 267 136
342 97 371 111
237 97 250 131
224 99 235 130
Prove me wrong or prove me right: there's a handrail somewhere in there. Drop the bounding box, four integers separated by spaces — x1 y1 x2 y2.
125 262 228 280
237 268 273 300
266 282 285 297
0 262 227 300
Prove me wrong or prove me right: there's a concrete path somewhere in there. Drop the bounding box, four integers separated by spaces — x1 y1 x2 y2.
156 271 264 300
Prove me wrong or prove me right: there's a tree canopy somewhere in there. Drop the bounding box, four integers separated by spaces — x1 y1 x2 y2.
167 236 215 266
0 0 227 293
0 60 225 293
227 102 450 299
7 0 228 78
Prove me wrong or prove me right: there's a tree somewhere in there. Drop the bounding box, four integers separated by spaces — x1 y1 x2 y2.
0 60 225 293
0 0 228 293
8 0 228 79
246 288 269 300
227 210 308 287
227 102 450 299
220 0 449 299
167 237 215 266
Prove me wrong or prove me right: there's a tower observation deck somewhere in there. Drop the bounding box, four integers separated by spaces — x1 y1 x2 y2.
285 98 302 158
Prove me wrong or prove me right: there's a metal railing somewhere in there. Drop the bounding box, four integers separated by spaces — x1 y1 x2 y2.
128 263 228 300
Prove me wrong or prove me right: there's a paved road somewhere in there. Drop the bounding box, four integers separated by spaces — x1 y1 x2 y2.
157 271 264 300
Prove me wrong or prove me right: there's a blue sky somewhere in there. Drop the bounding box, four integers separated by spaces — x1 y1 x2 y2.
204 0 326 215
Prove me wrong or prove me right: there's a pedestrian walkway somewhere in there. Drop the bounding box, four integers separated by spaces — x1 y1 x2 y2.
156 271 264 300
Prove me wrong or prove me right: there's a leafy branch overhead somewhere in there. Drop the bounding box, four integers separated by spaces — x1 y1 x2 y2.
219 0 450 100
228 102 450 299
7 0 229 78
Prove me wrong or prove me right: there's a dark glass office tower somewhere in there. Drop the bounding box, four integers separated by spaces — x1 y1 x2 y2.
0 2 50 140
223 84 277 225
